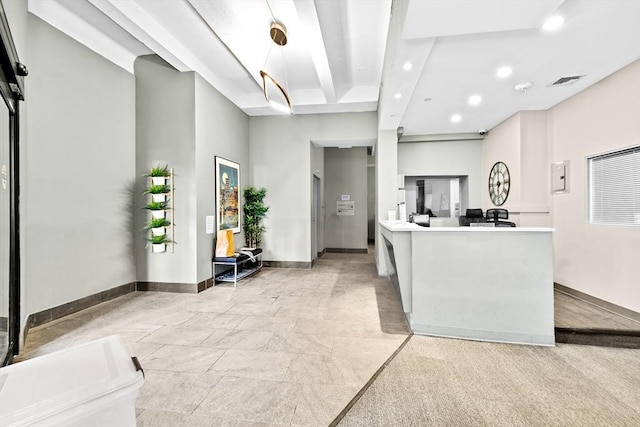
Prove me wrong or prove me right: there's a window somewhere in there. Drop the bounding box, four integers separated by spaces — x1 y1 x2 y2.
588 146 640 226
405 176 463 218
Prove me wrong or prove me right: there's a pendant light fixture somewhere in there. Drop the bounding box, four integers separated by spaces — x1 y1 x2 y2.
260 1 292 114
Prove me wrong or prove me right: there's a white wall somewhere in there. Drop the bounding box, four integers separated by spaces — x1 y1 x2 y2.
194 74 249 283
549 60 640 312
520 111 550 227
324 147 368 250
398 140 483 211
26 15 136 313
249 112 377 263
482 111 550 227
482 115 522 214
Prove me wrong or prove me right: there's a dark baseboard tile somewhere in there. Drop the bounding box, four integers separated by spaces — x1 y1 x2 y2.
555 283 640 322
136 281 199 294
318 249 326 257
325 248 368 254
198 278 214 292
263 260 312 269
27 282 136 329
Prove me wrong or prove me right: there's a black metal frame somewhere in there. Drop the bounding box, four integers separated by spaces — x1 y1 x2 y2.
0 0 25 366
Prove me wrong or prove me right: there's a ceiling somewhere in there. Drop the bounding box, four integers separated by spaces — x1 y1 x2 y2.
29 0 640 138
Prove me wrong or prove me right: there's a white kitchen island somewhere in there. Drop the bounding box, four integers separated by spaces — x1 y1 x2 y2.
380 220 555 346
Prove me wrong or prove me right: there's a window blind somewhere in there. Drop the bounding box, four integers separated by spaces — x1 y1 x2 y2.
589 146 640 226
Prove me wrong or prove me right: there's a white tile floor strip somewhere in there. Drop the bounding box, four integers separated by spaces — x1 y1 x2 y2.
18 250 409 426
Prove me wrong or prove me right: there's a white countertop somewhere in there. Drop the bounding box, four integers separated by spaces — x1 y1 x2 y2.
379 220 554 232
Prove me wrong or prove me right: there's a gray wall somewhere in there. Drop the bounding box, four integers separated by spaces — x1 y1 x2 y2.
195 74 249 283
26 15 136 313
398 140 483 211
374 129 398 276
324 147 368 250
135 55 197 284
249 112 377 263
135 59 250 286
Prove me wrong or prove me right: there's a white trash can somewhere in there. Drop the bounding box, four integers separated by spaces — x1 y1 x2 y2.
0 335 145 426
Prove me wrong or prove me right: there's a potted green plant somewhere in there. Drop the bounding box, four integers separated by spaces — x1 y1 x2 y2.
145 217 171 236
243 186 269 248
145 164 170 185
146 233 173 253
144 184 171 202
144 200 170 219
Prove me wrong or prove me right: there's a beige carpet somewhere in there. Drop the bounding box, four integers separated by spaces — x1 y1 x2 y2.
338 335 640 426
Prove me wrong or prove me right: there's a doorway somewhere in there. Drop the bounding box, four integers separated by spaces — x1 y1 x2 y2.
312 175 321 261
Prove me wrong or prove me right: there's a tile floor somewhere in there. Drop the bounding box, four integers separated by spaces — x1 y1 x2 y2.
17 250 410 426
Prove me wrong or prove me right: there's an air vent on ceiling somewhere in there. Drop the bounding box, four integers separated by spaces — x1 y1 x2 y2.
548 75 586 87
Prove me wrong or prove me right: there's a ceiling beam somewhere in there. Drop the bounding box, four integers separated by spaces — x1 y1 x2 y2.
378 0 434 131
88 0 190 72
28 0 144 73
293 0 337 104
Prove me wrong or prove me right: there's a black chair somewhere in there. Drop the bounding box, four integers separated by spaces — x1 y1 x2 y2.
486 208 516 227
486 208 508 222
459 208 485 226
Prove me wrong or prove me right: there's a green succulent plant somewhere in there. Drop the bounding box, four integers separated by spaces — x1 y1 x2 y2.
145 234 173 245
145 164 170 177
144 218 171 230
144 184 171 195
144 200 169 211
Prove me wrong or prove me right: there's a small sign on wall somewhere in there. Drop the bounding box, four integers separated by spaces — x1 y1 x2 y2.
341 194 350 201
337 201 355 216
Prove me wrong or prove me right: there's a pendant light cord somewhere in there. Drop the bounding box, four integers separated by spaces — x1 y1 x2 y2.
265 0 276 23
264 0 288 89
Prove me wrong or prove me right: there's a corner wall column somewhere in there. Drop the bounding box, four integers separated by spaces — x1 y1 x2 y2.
375 129 398 276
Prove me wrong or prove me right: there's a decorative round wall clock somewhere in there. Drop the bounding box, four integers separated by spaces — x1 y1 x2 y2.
488 161 510 206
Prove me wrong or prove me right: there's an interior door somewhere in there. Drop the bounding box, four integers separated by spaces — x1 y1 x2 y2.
0 0 25 366
0 99 8 364
312 175 320 260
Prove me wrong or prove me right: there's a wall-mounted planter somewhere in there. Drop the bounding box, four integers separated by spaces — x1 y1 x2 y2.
152 243 166 253
151 193 166 203
144 165 174 253
151 176 166 186
151 226 166 236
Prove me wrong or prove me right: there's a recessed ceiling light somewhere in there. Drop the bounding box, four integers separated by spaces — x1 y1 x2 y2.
394 93 402 99
514 81 533 92
403 62 413 71
543 15 564 31
468 95 482 106
496 66 512 78
451 114 461 123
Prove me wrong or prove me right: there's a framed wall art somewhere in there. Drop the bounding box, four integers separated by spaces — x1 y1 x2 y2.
215 156 240 233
